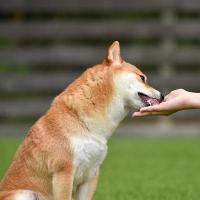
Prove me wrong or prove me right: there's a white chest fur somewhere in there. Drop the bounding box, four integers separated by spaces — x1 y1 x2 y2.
71 134 107 186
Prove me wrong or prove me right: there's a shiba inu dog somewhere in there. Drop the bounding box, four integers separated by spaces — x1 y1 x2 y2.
0 41 163 200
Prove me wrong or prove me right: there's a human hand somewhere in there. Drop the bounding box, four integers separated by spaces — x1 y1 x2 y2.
133 89 199 117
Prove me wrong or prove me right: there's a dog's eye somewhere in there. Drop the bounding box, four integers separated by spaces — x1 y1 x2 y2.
140 75 146 83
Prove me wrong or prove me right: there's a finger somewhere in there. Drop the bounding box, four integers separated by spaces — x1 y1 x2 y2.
164 90 177 100
133 111 161 117
164 94 172 101
132 111 144 117
140 105 161 112
165 90 177 99
140 101 170 112
132 112 151 117
164 95 169 101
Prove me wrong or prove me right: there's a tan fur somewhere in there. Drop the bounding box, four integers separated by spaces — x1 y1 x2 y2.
0 41 159 200
0 62 116 200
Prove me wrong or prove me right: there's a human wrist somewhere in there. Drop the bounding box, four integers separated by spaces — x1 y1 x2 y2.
187 92 200 109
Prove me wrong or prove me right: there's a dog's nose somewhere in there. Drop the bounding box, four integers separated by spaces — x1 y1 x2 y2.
160 93 164 102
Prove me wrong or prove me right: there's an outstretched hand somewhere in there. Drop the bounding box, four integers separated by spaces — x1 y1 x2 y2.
133 89 199 117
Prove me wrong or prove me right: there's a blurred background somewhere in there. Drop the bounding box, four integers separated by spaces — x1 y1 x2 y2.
1 0 200 137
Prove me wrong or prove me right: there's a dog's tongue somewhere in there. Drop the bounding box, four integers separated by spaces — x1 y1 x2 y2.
147 98 160 106
142 95 160 106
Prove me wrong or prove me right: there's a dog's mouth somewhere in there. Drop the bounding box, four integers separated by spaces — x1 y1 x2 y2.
138 92 161 107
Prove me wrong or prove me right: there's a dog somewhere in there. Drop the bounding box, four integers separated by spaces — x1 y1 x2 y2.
0 41 163 200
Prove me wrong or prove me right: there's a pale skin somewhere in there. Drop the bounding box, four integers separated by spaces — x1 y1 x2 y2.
133 89 200 117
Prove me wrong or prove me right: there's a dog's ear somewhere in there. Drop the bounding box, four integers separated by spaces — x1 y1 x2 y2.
106 41 123 65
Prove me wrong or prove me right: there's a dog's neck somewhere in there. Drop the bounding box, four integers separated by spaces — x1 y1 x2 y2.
80 94 129 140
59 66 129 140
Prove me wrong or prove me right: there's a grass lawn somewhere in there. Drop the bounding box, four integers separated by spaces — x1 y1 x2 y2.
1 138 200 199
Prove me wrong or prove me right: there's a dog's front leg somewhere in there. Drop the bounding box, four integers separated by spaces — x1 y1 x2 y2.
75 173 99 200
52 166 74 200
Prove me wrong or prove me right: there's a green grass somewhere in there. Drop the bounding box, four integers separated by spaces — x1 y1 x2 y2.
0 138 21 178
1 138 200 200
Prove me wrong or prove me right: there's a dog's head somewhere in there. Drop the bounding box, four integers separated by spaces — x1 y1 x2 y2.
104 41 163 110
